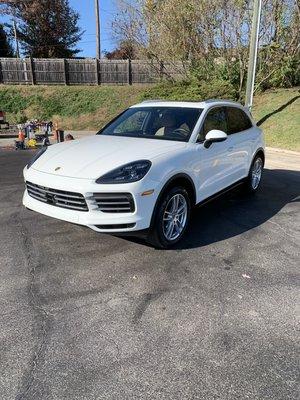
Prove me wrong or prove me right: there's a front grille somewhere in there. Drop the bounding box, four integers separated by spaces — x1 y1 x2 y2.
26 181 88 212
92 193 135 213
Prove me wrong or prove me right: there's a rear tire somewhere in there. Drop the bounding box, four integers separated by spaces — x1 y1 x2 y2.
147 186 191 249
244 154 264 193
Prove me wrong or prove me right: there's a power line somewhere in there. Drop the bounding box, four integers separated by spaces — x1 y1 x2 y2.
0 38 113 52
98 7 116 16
0 40 111 51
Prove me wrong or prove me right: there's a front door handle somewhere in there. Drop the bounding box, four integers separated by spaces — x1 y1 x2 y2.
227 146 234 152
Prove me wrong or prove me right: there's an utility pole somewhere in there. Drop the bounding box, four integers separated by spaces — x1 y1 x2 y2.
13 20 20 58
95 0 101 59
245 0 262 110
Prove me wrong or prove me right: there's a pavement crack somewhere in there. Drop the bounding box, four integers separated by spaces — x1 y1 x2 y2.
14 212 52 400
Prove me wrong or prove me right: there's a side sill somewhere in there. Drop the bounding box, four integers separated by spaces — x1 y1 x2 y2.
195 179 246 208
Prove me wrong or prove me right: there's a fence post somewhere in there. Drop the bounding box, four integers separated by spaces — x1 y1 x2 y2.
127 59 132 85
29 58 35 85
95 58 100 85
63 59 68 85
23 59 29 84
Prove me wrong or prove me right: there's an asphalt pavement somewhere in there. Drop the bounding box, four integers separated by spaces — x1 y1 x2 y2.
0 149 299 400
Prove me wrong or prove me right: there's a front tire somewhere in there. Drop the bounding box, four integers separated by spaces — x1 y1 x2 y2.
244 154 264 193
147 186 191 249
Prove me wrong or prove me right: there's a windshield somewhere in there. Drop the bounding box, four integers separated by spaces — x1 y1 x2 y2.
97 107 203 142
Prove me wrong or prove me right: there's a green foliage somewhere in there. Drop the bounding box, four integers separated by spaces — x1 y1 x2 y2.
269 55 300 88
15 110 27 124
0 85 147 129
189 59 243 94
141 78 238 102
256 45 300 91
0 88 28 112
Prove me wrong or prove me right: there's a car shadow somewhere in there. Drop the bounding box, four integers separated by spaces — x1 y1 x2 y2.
123 168 300 250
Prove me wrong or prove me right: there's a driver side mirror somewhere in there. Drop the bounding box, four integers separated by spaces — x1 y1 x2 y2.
204 129 227 149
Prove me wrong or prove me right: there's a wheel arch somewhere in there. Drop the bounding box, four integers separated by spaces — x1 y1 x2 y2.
149 173 196 230
253 147 265 166
160 173 196 205
248 147 265 175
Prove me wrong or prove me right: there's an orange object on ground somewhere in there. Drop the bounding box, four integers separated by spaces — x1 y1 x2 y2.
18 130 25 141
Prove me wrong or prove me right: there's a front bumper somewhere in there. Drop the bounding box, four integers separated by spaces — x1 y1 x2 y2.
23 167 160 233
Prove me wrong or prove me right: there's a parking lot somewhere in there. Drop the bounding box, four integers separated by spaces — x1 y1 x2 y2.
0 148 299 400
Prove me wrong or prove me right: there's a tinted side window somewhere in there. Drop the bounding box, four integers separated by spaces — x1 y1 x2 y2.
199 107 227 141
227 107 252 134
114 110 149 133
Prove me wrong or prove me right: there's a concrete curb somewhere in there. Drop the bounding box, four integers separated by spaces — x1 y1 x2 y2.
266 147 300 155
0 134 18 139
0 146 14 150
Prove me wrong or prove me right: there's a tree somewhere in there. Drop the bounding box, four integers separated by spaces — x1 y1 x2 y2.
4 0 83 58
105 40 137 59
0 24 13 57
113 0 300 94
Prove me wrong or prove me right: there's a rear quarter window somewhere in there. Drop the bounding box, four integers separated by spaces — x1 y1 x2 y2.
227 107 252 134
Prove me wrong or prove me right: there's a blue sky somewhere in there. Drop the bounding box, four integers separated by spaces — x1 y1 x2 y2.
70 0 117 57
0 0 118 57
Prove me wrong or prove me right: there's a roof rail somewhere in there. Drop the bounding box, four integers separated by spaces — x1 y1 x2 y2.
204 98 238 104
141 98 240 105
140 99 165 103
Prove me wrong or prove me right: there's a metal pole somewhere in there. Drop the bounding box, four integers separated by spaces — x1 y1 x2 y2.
245 0 262 110
13 20 20 58
95 0 101 59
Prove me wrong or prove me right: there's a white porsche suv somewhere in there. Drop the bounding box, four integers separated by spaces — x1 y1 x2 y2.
23 100 265 248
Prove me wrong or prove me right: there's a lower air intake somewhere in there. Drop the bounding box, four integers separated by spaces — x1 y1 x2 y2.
92 193 135 213
94 223 136 230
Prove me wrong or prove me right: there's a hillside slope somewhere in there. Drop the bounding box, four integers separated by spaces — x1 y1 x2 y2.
0 85 148 131
252 88 299 151
0 85 299 150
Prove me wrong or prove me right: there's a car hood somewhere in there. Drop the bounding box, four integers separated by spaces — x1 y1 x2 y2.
31 135 186 179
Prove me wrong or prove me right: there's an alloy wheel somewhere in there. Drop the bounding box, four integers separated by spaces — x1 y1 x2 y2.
251 158 263 190
162 193 188 241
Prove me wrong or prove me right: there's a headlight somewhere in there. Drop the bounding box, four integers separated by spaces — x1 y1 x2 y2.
27 146 47 169
96 160 152 184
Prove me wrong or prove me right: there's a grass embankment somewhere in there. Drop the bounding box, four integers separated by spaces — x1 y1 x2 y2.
0 85 299 150
252 88 300 151
0 85 148 131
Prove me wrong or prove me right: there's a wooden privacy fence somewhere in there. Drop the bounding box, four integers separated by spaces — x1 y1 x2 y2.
0 58 188 86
